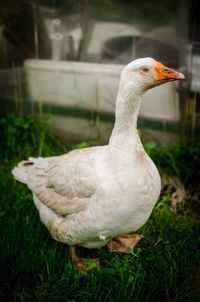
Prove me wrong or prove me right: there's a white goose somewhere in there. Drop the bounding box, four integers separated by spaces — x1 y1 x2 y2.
12 58 184 271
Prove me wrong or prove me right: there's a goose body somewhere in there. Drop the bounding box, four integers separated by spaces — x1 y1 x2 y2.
12 58 184 251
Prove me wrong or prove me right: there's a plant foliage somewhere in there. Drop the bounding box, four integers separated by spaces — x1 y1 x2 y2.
0 115 199 301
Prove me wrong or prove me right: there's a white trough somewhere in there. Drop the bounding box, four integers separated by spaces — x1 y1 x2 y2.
24 59 181 144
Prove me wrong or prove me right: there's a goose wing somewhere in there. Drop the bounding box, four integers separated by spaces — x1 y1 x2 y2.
20 147 104 216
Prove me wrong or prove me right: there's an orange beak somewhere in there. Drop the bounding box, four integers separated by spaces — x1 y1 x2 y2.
154 62 185 82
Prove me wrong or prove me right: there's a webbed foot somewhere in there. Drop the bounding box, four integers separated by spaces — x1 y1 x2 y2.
69 245 100 273
107 234 143 254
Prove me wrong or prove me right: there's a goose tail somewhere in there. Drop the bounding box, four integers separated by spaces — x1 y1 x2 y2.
12 160 34 184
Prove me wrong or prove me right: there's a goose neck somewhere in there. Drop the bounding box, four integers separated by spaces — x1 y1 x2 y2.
108 88 143 154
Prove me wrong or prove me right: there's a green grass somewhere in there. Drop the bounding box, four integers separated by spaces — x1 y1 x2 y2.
0 114 200 301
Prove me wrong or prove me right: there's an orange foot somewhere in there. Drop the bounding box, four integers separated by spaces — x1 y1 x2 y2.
107 234 143 254
69 245 100 273
73 257 101 273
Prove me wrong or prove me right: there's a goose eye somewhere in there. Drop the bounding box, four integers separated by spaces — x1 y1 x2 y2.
142 67 149 72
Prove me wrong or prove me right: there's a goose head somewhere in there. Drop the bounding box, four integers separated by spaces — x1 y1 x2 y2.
111 58 185 146
120 57 185 94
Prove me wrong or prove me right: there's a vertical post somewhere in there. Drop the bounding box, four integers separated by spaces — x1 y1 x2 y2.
178 0 190 142
78 0 94 61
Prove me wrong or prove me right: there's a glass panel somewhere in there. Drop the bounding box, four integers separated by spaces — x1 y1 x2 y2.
0 0 199 142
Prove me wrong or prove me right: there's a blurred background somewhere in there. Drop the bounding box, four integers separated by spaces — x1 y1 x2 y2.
1 2 200 300
0 0 199 145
